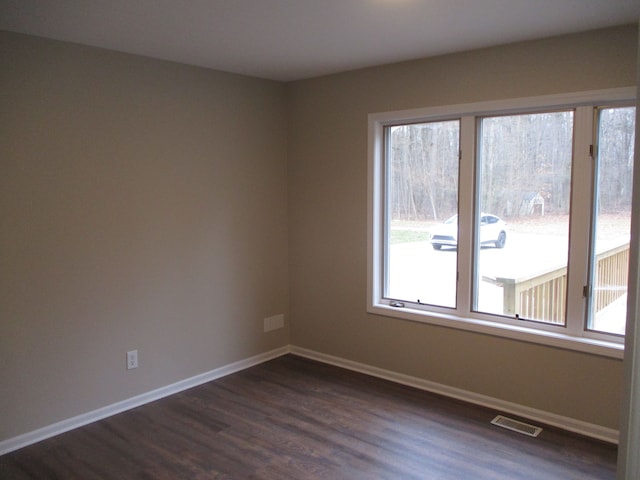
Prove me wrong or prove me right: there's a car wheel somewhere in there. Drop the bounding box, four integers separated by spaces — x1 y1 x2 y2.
495 231 506 249
432 244 442 250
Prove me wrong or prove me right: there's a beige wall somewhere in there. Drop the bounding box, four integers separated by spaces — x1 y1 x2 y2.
1 24 637 445
0 31 289 441
286 25 637 430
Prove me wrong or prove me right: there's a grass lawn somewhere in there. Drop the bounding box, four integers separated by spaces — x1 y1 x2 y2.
390 229 431 244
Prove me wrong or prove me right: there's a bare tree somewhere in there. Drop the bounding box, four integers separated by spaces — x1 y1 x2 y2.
388 107 634 223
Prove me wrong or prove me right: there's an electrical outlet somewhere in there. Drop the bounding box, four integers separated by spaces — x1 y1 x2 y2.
126 350 138 370
264 314 285 332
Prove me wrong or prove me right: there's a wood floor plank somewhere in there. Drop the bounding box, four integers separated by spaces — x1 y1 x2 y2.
0 354 617 479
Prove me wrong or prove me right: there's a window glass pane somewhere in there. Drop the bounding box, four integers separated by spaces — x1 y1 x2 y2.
475 111 574 325
588 106 636 335
385 120 460 308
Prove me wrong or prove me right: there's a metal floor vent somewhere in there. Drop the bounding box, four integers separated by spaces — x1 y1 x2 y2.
491 415 542 437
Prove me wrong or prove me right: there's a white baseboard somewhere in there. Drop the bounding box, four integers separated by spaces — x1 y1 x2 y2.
0 346 291 456
1 343 618 456
289 346 619 445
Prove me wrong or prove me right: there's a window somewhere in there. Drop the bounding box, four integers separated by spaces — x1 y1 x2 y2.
368 89 636 357
385 120 460 308
475 111 574 325
587 106 636 336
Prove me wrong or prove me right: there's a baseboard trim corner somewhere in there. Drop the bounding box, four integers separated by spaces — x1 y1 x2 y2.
289 345 619 445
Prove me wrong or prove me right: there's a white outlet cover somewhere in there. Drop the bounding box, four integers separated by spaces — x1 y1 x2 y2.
126 350 138 370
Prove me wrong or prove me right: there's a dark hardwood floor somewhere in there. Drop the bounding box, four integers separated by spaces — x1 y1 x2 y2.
1 354 617 479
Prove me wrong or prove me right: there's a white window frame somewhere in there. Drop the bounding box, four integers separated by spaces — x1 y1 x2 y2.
368 87 636 359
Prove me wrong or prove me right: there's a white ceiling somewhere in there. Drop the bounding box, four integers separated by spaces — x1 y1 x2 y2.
1 0 639 82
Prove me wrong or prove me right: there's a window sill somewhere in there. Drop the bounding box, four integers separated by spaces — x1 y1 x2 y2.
368 303 624 359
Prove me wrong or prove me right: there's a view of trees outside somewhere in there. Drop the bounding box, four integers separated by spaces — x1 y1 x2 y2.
385 107 635 334
388 121 460 223
479 111 573 219
595 107 635 215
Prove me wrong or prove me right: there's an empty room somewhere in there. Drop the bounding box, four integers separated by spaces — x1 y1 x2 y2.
2 1 640 479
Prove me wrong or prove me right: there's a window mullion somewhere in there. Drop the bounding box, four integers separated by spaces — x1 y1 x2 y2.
456 115 476 316
565 106 595 336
